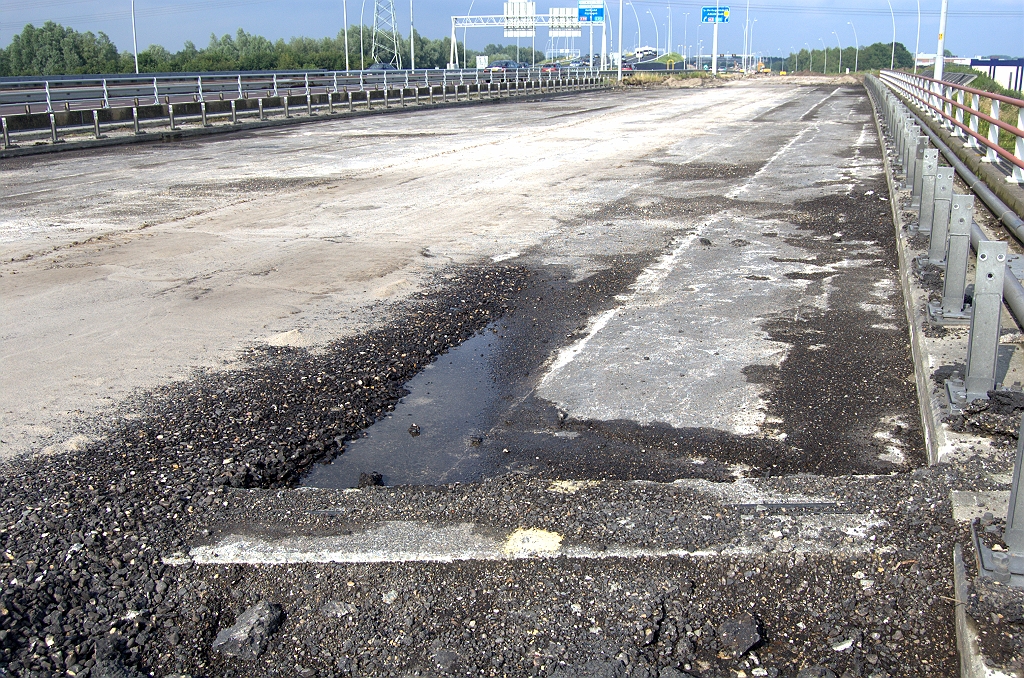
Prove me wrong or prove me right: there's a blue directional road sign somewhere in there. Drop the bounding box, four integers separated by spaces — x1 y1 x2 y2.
578 0 605 24
701 5 730 23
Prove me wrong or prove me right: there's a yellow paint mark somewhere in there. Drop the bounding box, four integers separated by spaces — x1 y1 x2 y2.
503 528 563 556
547 480 600 494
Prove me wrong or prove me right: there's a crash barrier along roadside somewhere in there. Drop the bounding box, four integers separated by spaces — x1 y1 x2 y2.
869 73 1024 677
868 75 1024 411
0 68 609 150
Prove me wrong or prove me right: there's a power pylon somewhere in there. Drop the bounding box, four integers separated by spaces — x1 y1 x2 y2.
371 0 402 68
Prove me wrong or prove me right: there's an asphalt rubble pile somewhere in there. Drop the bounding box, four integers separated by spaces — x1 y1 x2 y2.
0 264 531 677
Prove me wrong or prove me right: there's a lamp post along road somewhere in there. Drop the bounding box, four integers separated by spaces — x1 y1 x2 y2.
833 30 842 73
711 0 720 75
885 0 895 69
914 0 921 73
819 37 826 74
343 0 350 72
617 0 624 80
848 21 858 72
131 0 139 74
935 0 949 83
409 0 415 70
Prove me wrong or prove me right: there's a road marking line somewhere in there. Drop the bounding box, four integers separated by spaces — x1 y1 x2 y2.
164 518 890 566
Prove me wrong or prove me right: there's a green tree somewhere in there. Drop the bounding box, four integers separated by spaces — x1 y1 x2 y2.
3 22 123 75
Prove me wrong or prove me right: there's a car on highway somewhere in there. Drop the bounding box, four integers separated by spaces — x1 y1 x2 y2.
365 63 398 71
540 63 563 73
620 63 634 72
487 60 521 71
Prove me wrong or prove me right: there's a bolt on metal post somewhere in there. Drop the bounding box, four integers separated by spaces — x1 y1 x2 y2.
941 195 975 318
917 151 940 233
965 240 1009 401
927 168 955 264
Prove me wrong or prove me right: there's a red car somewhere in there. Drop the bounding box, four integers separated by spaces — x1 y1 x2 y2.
540 64 563 73
620 63 634 72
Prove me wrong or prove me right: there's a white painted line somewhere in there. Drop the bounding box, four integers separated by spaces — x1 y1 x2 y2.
164 518 889 566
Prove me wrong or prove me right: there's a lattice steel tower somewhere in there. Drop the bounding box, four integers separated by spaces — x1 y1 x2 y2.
371 0 402 68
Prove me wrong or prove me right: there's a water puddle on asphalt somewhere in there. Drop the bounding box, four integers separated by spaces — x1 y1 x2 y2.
301 326 510 489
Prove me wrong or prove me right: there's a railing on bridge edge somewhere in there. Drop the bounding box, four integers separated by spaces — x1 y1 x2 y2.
879 69 1024 184
0 68 594 118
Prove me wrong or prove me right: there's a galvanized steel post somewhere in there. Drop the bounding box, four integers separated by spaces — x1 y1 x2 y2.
927 167 954 263
965 240 1009 401
941 194 974 317
92 110 101 139
918 150 939 233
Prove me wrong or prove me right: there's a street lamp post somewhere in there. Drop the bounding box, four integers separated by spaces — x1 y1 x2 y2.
131 0 139 74
682 13 689 68
848 21 858 72
618 0 624 79
805 42 811 73
410 0 415 70
647 10 659 56
749 19 756 72
342 0 350 72
833 30 842 73
885 0 896 69
819 37 826 74
914 0 921 73
935 0 949 82
627 2 642 55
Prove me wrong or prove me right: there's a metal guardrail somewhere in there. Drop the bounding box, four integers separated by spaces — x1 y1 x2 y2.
0 67 607 150
0 68 592 117
880 69 1024 184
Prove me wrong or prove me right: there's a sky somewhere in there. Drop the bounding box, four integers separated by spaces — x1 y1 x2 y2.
1 0 1022 60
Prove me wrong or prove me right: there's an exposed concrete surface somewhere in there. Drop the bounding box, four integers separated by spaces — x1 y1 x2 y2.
2 85 785 456
0 83 966 678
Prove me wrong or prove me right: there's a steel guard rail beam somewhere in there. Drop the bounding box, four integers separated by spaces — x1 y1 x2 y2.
0 68 594 117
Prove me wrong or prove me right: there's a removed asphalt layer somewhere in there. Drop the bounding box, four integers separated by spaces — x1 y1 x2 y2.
0 80 963 677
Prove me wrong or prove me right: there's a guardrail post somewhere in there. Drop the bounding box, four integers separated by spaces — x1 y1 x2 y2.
132 107 140 134
984 99 1000 162
229 100 237 124
258 98 265 120
1007 418 1024 552
200 102 208 127
964 240 1009 401
366 90 372 111
283 95 290 118
348 91 353 112
935 194 975 321
1009 107 1024 185
918 150 939 232
168 104 175 130
328 92 334 115
910 136 928 202
384 87 390 108
415 86 420 105
430 86 435 105
927 167 955 263
307 94 313 116
2 117 10 149
92 110 102 139
400 87 405 107
967 93 981 149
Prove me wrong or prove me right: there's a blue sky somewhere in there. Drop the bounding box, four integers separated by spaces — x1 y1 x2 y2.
2 0 1022 59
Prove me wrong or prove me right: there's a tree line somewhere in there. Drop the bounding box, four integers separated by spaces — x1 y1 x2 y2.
770 42 916 74
0 22 546 76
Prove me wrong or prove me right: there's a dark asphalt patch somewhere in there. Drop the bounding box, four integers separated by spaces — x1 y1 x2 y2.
651 162 765 182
